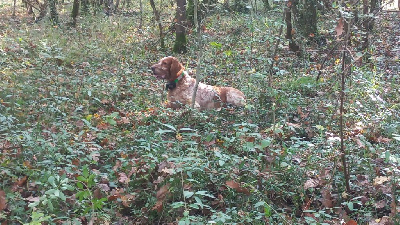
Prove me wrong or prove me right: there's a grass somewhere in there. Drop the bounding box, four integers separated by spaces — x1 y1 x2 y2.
1 0 400 224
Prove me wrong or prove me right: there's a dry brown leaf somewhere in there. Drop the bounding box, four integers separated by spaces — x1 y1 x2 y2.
118 172 129 184
226 180 240 189
16 176 28 186
121 117 130 124
112 160 122 171
304 178 319 189
0 190 7 211
93 188 102 199
23 160 33 169
336 17 344 37
91 152 100 162
375 200 386 209
354 138 365 149
321 189 334 208
377 136 391 143
373 176 389 185
369 216 391 225
204 139 216 147
98 183 110 192
156 184 170 200
225 181 250 195
25 196 40 203
121 194 136 207
345 219 357 225
76 119 84 128
72 158 80 166
152 200 163 212
88 216 96 225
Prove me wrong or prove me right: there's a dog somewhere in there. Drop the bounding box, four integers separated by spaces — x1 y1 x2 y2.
150 56 245 110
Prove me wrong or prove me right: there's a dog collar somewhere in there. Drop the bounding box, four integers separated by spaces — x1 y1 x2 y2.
165 72 185 90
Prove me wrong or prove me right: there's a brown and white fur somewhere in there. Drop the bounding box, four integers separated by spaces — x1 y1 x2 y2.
151 56 245 110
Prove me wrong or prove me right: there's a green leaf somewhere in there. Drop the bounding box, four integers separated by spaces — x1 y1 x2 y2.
82 166 89 178
194 196 203 209
106 118 117 125
183 191 194 198
254 201 265 207
48 176 55 187
210 42 222 48
77 182 83 189
171 201 185 208
264 204 272 217
59 191 66 201
195 191 215 198
347 202 354 211
77 176 86 182
261 139 271 148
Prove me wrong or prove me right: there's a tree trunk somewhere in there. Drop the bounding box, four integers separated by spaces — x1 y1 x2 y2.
362 0 369 50
224 0 230 10
81 0 89 14
285 3 299 52
234 0 249 12
115 0 120 12
293 0 318 38
36 0 48 22
173 0 187 53
149 0 165 49
369 0 377 30
12 0 16 16
49 0 59 25
262 0 270 11
71 0 80 26
191 0 202 109
139 0 143 29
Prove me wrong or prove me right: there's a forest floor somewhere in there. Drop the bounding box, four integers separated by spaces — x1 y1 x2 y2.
1 1 400 224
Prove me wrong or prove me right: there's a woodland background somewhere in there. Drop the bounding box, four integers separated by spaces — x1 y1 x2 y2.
0 0 400 224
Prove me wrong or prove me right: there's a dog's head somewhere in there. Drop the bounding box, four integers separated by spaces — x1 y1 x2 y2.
151 56 184 82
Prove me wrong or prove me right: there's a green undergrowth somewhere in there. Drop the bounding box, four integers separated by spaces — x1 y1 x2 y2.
1 2 400 224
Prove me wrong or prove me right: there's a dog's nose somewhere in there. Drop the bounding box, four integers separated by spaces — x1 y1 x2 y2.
151 66 155 72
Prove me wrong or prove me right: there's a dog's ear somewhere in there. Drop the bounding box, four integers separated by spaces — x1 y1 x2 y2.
169 57 183 79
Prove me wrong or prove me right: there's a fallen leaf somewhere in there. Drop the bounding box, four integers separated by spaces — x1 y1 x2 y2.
156 184 170 200
0 190 7 210
225 180 250 195
373 176 389 185
377 136 391 143
76 119 84 128
345 219 357 225
304 178 319 189
93 188 102 199
375 200 386 209
23 161 33 169
354 138 365 149
121 117 130 124
98 183 110 192
336 17 344 37
321 189 334 208
369 216 391 225
112 160 122 171
120 194 136 207
152 200 163 212
16 176 28 186
226 180 240 189
118 172 129 184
